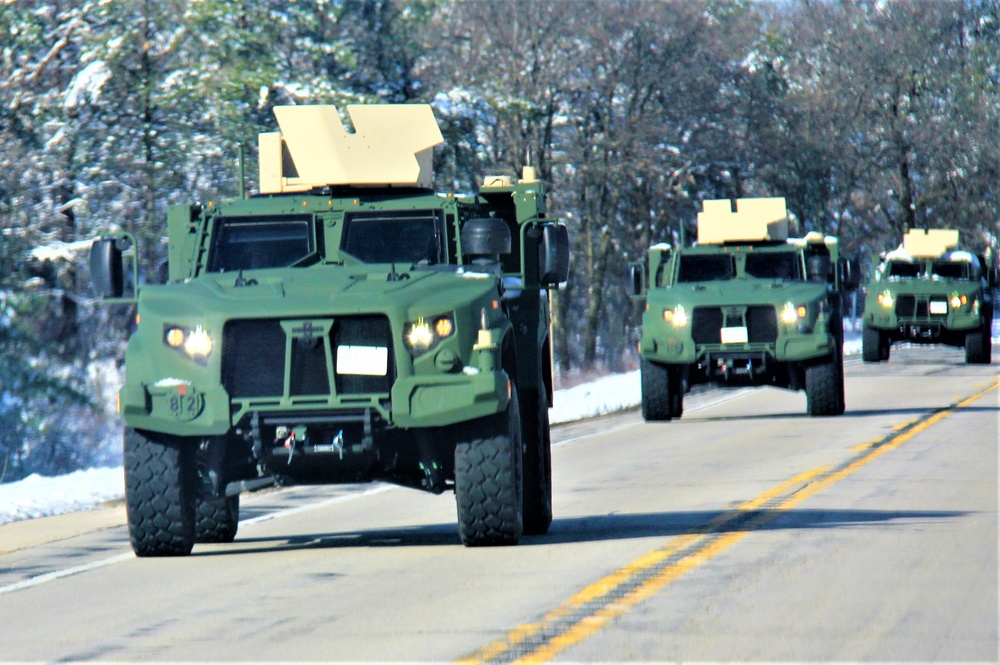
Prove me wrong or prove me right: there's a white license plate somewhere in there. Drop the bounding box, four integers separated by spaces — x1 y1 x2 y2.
336 345 388 376
721 327 749 344
929 301 947 315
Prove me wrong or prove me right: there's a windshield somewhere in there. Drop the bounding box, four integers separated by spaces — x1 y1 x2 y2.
744 252 802 280
886 260 921 278
207 215 314 272
341 210 445 265
677 254 736 282
930 261 969 280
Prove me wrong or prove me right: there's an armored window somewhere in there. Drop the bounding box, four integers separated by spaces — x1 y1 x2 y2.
744 252 802 280
886 260 921 278
930 261 969 280
341 210 445 265
207 215 314 272
677 254 735 282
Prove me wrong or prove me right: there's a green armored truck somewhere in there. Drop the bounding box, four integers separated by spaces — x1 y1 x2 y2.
862 229 995 364
90 104 569 556
630 198 858 420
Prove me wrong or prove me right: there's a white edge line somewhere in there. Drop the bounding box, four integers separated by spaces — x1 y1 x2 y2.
0 484 397 596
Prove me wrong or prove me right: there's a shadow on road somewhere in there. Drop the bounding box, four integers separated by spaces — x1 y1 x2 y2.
193 507 969 556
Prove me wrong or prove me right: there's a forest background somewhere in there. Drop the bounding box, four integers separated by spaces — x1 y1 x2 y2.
1 0 998 481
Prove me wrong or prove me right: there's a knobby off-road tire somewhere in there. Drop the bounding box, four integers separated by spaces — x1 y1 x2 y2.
862 325 884 363
124 428 196 557
669 366 685 419
805 352 845 417
965 327 992 364
195 493 240 544
455 385 524 546
521 381 552 536
641 358 672 421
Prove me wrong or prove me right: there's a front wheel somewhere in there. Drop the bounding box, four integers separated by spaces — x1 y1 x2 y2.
965 327 992 364
641 358 677 421
124 428 196 557
521 381 552 536
805 352 845 416
455 384 524 546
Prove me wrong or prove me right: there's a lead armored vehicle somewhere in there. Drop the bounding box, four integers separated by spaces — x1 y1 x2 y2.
90 105 569 556
630 198 858 420
862 229 995 364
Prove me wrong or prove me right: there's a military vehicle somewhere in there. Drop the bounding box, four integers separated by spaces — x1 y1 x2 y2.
89 104 569 556
862 229 995 364
630 198 859 420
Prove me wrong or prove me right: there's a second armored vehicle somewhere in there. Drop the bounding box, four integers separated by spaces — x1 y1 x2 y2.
862 229 995 364
631 198 858 420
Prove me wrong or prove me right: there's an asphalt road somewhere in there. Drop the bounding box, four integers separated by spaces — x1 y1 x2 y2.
0 346 996 662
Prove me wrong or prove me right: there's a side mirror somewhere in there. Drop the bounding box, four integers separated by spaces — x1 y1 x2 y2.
89 238 124 298
629 262 645 296
461 217 511 258
538 222 569 285
838 257 861 290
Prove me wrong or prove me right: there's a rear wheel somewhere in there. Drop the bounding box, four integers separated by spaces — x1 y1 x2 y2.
124 428 196 557
641 358 673 421
455 385 524 546
521 381 552 536
195 494 240 544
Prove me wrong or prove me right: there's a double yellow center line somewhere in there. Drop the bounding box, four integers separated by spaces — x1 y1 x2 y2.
459 377 1000 665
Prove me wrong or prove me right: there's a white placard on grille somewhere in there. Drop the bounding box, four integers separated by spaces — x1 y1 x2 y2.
337 345 388 376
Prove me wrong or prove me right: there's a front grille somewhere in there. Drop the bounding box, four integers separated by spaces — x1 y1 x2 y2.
692 307 724 344
895 295 946 320
746 306 778 343
691 306 777 345
222 320 286 398
222 315 396 399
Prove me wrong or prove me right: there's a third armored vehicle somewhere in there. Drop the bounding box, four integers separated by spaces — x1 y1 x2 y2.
90 104 569 555
862 229 995 364
631 198 858 420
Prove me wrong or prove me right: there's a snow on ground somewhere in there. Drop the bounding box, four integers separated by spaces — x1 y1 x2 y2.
1 321 995 526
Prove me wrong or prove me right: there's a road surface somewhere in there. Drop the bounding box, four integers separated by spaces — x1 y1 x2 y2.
0 346 996 662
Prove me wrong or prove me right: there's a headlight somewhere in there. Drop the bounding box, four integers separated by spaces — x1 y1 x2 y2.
949 294 968 309
877 291 894 308
403 314 455 356
163 324 214 364
662 305 688 327
780 302 808 324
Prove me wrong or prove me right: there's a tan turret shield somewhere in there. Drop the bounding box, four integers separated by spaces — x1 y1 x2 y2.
259 104 444 193
697 197 789 244
901 229 960 258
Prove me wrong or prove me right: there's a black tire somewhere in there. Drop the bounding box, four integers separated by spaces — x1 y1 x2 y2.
965 328 991 364
195 494 240 544
669 366 685 419
124 428 196 557
805 353 844 416
521 381 552 536
862 325 883 363
455 385 524 546
640 358 673 421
